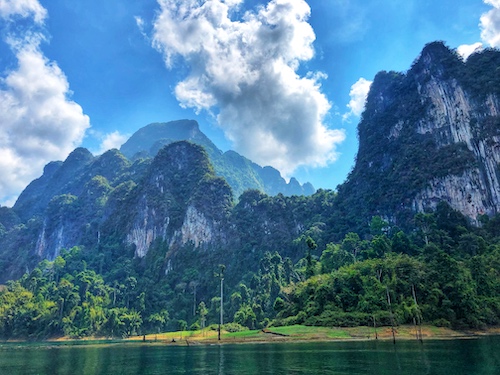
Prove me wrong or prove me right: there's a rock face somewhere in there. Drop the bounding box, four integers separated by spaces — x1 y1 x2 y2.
123 141 232 258
413 170 491 220
410 45 500 221
339 42 500 226
15 149 134 260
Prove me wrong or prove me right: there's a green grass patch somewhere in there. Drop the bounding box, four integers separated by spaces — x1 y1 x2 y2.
268 325 315 335
223 329 261 339
326 330 351 339
268 325 350 338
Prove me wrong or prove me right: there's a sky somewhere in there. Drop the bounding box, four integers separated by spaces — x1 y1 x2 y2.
0 0 498 206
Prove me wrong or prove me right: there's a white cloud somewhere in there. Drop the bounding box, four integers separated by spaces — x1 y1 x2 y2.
481 0 500 47
151 0 345 175
343 77 372 122
457 42 484 60
0 0 47 24
95 131 129 155
135 16 149 40
0 2 90 206
485 0 500 8
456 1 500 60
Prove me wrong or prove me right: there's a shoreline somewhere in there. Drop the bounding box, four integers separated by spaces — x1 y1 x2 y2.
2 325 500 348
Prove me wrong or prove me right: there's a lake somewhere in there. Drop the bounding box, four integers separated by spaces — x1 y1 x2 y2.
1 336 499 374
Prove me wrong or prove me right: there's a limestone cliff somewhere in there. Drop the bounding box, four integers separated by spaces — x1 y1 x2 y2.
411 45 500 221
338 42 500 226
123 141 233 258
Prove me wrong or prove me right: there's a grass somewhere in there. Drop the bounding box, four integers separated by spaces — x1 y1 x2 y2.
224 330 261 338
4 324 494 347
124 324 481 345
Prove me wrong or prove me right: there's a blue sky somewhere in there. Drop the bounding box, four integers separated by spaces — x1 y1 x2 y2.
0 0 497 205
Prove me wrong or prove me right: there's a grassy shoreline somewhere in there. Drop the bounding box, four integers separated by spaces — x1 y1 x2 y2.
2 325 500 348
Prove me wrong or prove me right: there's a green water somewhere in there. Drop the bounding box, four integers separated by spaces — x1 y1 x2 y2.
1 336 499 374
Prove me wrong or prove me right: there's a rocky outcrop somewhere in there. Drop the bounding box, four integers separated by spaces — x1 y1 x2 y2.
177 205 213 248
410 44 500 221
413 169 490 220
126 199 170 258
339 42 500 226
123 141 232 258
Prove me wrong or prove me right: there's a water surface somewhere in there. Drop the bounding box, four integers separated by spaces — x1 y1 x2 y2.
1 336 499 374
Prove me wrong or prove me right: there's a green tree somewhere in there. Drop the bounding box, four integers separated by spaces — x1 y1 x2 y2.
234 304 257 329
341 232 364 261
197 301 208 329
305 236 317 279
370 216 389 237
146 310 169 334
320 243 354 273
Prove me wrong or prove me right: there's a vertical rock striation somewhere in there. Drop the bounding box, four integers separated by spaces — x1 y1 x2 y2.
124 141 233 258
339 42 500 226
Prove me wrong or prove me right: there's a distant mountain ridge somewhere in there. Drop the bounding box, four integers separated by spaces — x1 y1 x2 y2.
120 119 315 198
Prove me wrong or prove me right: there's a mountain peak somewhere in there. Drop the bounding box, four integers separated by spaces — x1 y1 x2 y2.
120 120 218 160
420 41 454 59
119 120 315 198
410 41 463 80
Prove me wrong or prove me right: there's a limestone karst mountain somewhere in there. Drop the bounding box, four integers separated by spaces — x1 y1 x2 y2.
336 41 500 228
2 43 500 337
1 42 500 282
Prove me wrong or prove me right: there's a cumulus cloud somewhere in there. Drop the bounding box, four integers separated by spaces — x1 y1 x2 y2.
95 131 129 155
152 0 344 175
457 42 484 60
0 0 47 24
481 0 500 47
0 1 90 206
458 1 500 61
343 77 372 122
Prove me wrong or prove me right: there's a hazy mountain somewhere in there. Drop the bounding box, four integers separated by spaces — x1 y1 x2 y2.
120 119 315 198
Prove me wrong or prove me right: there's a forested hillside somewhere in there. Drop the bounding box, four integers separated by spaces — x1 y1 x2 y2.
1 42 500 339
1 200 500 339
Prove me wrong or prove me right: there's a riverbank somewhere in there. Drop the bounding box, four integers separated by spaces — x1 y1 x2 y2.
3 324 499 348
124 324 500 345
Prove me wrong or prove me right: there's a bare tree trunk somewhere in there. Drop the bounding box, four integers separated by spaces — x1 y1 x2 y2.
218 277 224 341
386 287 396 344
412 284 423 343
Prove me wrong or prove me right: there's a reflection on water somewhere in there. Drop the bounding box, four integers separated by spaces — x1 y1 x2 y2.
218 345 224 375
1 336 500 375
